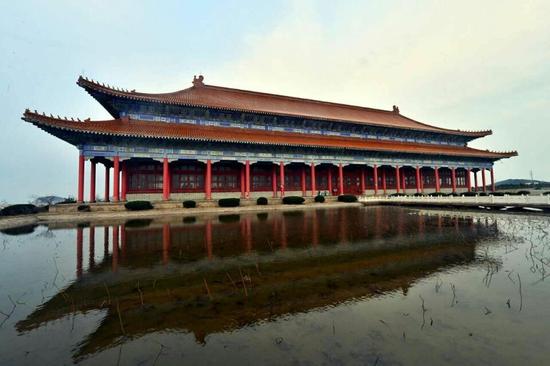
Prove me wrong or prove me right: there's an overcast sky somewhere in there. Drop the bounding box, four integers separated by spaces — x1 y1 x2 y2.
1 0 549 203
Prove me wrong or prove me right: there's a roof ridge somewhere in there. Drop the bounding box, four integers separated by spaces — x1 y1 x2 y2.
201 83 397 115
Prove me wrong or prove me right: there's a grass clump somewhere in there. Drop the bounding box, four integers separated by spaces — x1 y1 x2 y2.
218 198 240 207
337 194 358 202
314 195 325 203
183 200 196 208
282 196 305 205
124 201 153 211
0 204 38 216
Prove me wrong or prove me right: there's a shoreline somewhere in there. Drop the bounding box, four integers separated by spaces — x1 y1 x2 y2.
3 197 549 231
0 202 362 230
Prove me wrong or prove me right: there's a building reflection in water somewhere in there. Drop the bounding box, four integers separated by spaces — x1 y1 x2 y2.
17 207 498 361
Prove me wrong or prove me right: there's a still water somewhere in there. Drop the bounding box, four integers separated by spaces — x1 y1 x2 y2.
0 206 549 365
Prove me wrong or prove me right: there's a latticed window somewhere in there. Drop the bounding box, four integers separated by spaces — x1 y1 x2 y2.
251 164 274 191
212 175 238 189
171 162 205 192
385 172 396 188
211 163 240 192
439 169 452 187
285 174 301 190
252 175 272 190
456 169 466 187
423 171 436 187
172 174 204 190
127 163 163 192
404 171 416 187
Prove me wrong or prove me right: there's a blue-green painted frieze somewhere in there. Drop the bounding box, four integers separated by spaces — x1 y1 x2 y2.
101 96 473 146
80 142 493 169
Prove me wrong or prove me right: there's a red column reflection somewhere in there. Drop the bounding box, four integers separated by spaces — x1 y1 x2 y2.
280 216 287 249
120 224 127 261
76 227 83 278
311 210 318 247
245 216 252 253
162 223 171 264
112 225 119 272
89 225 95 269
205 219 213 260
103 226 109 258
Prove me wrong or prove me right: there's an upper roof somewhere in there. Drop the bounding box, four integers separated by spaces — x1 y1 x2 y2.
77 75 491 138
22 110 517 160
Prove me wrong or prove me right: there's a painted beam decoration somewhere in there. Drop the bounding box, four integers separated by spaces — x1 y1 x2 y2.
21 75 516 202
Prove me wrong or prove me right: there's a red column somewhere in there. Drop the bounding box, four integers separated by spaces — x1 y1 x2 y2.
301 165 306 196
272 164 277 198
121 161 127 201
482 168 487 192
163 160 171 200
104 165 110 202
205 159 212 200
435 166 440 192
310 163 316 196
395 165 400 193
245 160 250 198
89 161 96 203
466 169 472 191
279 161 285 197
338 163 344 195
240 165 245 198
77 154 85 203
382 167 387 195
451 167 457 193
490 167 495 192
415 166 421 193
328 166 333 195
360 167 366 194
113 156 120 202
420 168 424 192
373 164 379 195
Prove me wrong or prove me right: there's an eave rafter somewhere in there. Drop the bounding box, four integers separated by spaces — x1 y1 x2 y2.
21 109 517 161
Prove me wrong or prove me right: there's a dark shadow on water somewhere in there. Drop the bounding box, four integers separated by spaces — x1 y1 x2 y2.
182 216 197 224
0 224 38 236
256 212 269 221
218 214 240 223
124 218 153 228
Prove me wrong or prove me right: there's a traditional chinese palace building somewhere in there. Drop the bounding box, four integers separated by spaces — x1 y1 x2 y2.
22 75 516 203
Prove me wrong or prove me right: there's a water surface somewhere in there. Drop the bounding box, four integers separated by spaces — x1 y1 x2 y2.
0 207 549 365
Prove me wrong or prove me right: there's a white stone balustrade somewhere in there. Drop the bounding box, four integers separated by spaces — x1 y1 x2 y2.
359 194 550 206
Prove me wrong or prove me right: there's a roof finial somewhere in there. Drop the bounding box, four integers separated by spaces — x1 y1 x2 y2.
193 74 205 87
392 105 400 114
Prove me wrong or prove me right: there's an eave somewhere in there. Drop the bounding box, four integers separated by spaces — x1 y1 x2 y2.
22 109 517 161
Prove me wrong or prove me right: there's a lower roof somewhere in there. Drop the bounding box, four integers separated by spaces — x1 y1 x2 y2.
22 110 517 160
